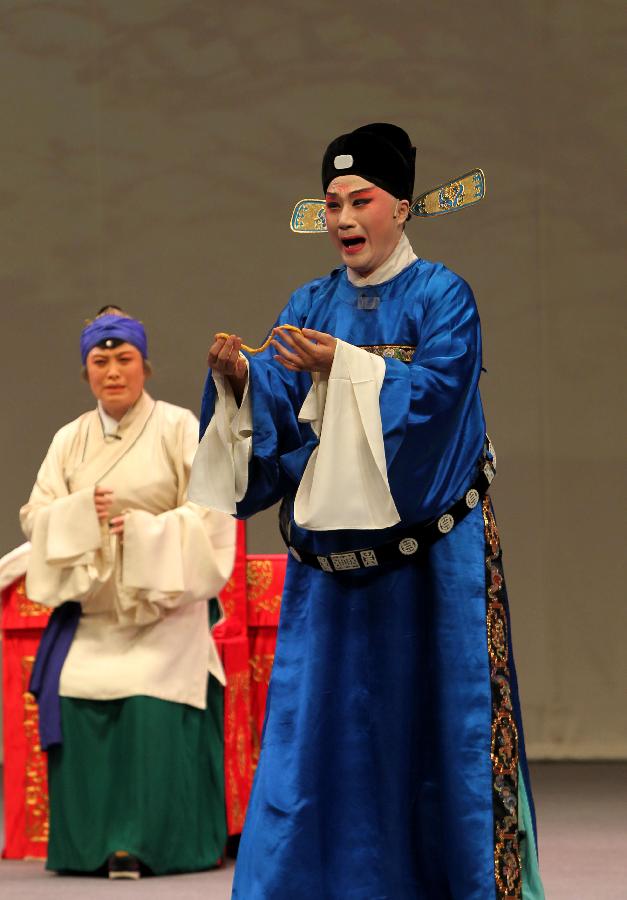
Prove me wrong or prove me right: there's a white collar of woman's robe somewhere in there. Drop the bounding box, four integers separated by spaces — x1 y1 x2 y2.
97 402 120 438
97 394 152 441
346 231 417 287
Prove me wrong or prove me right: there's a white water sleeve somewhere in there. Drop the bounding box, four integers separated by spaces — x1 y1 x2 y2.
22 480 113 607
0 543 31 593
294 339 400 531
188 366 252 513
119 503 235 684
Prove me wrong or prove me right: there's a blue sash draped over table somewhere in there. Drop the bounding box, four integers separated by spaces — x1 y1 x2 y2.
29 601 81 749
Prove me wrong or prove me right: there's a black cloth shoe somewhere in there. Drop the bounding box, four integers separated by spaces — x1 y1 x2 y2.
108 851 141 880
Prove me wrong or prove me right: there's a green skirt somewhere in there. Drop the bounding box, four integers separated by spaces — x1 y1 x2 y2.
46 678 226 875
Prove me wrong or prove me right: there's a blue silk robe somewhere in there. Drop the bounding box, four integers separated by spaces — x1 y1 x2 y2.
199 259 543 900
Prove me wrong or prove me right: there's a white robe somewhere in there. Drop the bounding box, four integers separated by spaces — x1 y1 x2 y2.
20 391 236 710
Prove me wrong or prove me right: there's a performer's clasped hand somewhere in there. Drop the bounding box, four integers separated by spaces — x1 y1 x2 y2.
94 485 124 536
270 327 336 374
208 328 337 402
207 334 249 403
207 334 248 380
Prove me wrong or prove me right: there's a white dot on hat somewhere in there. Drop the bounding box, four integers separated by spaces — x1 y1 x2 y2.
334 154 353 170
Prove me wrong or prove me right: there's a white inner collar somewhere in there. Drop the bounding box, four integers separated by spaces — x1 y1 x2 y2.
97 401 120 438
346 232 418 287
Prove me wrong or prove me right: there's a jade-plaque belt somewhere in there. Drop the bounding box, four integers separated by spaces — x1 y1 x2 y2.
280 442 495 574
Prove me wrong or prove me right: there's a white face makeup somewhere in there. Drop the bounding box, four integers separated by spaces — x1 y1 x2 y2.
324 174 409 277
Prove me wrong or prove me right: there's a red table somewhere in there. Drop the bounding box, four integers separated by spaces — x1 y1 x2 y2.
1 522 286 858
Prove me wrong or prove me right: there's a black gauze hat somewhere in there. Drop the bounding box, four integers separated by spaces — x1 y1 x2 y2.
322 123 416 201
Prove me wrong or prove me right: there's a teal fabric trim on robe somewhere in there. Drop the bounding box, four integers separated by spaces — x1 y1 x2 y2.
46 679 226 875
520 764 545 899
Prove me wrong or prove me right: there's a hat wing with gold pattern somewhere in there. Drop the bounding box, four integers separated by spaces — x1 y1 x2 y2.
290 169 485 233
410 168 485 217
290 199 329 234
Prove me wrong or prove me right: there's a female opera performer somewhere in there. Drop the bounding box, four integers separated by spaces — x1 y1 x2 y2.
20 307 236 878
189 124 545 899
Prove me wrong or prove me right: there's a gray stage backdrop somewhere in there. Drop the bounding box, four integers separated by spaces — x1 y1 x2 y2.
0 1 624 759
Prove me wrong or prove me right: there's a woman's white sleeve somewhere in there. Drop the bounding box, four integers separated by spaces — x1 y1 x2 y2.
120 503 235 618
118 413 237 683
20 436 112 606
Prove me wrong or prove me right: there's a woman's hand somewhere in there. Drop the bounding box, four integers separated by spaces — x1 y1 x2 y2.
108 515 125 537
207 334 248 405
271 328 337 374
94 486 114 521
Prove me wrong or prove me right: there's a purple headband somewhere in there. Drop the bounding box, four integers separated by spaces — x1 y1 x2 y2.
80 314 148 365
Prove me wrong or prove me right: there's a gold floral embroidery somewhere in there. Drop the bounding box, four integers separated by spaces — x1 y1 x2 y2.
16 579 51 619
225 671 251 832
487 603 508 665
359 344 416 363
21 657 49 842
246 561 274 603
236 725 248 779
219 575 238 619
491 712 519 777
249 653 275 686
255 593 282 616
483 497 522 899
250 715 262 772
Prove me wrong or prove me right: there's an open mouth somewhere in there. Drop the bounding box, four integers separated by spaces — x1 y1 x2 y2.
341 237 366 254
